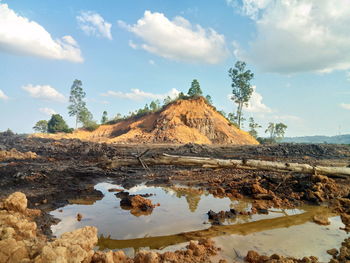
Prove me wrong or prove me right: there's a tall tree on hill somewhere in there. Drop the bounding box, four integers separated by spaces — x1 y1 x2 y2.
47 114 71 133
188 79 203 97
101 111 108 124
229 61 254 129
68 79 88 128
33 120 48 133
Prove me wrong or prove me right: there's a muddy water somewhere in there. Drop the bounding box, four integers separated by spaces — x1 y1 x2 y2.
51 182 348 262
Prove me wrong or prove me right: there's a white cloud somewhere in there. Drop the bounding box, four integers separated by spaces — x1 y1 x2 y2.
22 84 66 102
39 107 56 115
340 103 350 110
101 88 180 101
228 86 272 113
232 0 350 73
149 59 155 65
245 86 272 113
0 89 9 100
0 3 83 62
118 10 228 64
77 11 112 40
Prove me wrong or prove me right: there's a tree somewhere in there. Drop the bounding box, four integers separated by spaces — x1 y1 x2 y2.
188 79 203 97
47 114 71 133
229 61 254 129
33 120 48 133
163 96 173 105
150 100 161 112
101 111 108 124
265 122 287 142
68 79 87 128
248 117 261 138
275 123 288 140
265 122 275 139
205 95 213 105
79 108 93 127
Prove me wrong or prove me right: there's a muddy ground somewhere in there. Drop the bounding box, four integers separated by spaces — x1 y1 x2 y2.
1 131 350 261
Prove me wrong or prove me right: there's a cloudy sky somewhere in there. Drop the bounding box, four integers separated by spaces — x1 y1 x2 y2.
0 0 349 137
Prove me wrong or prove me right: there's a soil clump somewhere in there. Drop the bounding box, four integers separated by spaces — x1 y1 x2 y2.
115 191 157 216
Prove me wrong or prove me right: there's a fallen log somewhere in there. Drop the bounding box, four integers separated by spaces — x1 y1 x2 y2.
104 153 350 177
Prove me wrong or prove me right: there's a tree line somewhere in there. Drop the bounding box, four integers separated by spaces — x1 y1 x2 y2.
33 62 287 143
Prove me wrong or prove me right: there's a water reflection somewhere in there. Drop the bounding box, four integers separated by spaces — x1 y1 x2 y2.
50 182 348 261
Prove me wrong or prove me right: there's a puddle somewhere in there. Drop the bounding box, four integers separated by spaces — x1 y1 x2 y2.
51 182 348 262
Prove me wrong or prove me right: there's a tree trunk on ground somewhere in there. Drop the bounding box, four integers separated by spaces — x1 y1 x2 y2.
104 153 350 177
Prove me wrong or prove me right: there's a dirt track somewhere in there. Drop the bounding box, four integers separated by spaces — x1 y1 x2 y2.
1 132 350 240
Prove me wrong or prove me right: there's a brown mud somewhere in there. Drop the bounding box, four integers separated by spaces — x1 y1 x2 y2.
1 131 350 262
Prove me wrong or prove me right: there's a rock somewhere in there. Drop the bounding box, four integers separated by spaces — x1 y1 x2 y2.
245 250 260 263
108 188 123 192
4 192 27 213
207 209 237 225
92 251 114 263
327 248 338 257
134 251 159 263
35 226 98 263
251 183 268 195
312 214 330 225
0 238 30 263
77 213 83 221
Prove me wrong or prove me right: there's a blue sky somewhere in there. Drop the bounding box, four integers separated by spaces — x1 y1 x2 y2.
0 0 349 137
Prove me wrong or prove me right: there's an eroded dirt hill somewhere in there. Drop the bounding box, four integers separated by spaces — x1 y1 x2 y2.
37 97 258 145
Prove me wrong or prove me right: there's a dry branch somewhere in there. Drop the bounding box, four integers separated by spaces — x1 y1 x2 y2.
104 153 350 176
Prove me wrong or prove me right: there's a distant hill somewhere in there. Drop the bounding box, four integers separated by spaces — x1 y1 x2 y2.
282 134 350 144
34 97 258 145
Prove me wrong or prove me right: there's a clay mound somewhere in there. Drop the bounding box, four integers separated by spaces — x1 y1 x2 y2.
38 97 258 145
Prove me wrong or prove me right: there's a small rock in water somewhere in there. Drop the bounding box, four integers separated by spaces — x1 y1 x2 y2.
312 214 330 225
108 188 123 192
77 213 83 221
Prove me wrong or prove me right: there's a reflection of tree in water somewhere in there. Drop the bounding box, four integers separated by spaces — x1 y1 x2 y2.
167 187 204 212
229 199 252 223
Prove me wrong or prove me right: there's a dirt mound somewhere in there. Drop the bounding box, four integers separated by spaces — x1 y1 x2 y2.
36 97 258 145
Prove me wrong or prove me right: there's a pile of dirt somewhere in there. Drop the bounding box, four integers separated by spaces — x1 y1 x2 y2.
34 97 258 145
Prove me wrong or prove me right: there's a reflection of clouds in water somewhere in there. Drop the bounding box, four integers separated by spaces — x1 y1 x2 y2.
94 182 117 192
51 216 79 237
128 184 149 193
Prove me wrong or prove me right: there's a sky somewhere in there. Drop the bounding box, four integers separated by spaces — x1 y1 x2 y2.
0 0 349 137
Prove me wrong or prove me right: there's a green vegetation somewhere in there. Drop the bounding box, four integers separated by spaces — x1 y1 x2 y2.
263 122 288 142
282 134 350 144
67 79 99 131
68 79 93 128
33 120 48 133
188 79 203 97
101 111 108 124
248 117 261 139
229 61 254 129
47 114 72 133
